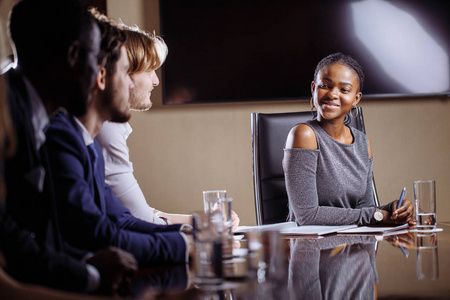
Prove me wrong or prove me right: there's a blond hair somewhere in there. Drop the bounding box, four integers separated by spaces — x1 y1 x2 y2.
118 23 168 75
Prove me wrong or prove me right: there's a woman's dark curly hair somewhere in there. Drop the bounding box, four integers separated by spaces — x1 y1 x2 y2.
314 53 365 92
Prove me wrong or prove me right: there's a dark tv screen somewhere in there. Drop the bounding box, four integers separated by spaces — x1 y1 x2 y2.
160 0 450 104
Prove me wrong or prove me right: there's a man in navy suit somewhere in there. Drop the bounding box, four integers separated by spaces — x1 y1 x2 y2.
3 0 137 294
45 11 192 267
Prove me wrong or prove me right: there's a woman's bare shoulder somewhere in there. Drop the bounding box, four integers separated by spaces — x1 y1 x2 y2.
285 123 318 149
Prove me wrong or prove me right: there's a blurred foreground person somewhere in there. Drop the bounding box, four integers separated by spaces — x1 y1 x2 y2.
2 0 137 294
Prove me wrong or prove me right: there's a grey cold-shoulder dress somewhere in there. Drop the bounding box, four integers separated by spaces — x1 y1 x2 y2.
283 120 393 226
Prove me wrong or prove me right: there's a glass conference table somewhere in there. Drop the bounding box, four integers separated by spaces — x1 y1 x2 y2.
130 223 450 299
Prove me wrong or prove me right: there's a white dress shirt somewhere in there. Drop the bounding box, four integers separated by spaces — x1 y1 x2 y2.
96 121 166 224
25 77 48 151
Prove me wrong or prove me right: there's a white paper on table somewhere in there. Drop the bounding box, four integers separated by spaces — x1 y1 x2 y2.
337 223 409 234
280 224 358 236
234 221 297 233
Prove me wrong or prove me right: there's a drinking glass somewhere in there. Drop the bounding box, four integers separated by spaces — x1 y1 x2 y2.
203 190 226 214
203 190 226 233
192 211 223 285
414 180 437 230
220 197 233 261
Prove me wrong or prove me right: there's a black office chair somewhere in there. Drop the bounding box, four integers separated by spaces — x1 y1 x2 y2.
251 107 379 225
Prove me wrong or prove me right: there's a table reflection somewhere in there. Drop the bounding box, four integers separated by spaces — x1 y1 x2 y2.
131 264 190 298
383 231 440 281
129 225 448 299
415 232 439 280
288 236 378 300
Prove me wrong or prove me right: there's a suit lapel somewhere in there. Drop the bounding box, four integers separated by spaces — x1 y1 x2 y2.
88 143 106 213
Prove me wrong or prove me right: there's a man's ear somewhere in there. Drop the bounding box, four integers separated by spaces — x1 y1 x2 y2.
67 41 80 68
96 67 106 91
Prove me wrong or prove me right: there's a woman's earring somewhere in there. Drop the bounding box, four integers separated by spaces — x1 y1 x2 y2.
310 97 317 118
350 105 359 118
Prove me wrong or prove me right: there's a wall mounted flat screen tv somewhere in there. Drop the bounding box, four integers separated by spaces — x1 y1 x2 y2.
160 0 450 104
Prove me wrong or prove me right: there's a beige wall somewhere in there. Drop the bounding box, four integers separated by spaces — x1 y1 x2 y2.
108 0 450 225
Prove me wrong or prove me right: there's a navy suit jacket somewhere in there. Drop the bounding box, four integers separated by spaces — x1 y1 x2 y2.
0 210 89 291
2 68 91 292
5 69 54 242
46 112 187 266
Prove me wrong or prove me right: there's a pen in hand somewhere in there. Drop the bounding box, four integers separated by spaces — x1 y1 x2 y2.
394 187 407 218
397 187 407 208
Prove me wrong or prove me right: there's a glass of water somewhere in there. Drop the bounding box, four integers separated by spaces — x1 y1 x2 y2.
203 190 226 215
192 210 223 285
414 180 437 231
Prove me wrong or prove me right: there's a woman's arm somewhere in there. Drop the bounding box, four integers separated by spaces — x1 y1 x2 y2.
284 125 375 226
361 137 414 226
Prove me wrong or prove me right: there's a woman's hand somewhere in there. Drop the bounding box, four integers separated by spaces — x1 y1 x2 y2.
379 209 395 226
391 199 415 225
385 232 415 249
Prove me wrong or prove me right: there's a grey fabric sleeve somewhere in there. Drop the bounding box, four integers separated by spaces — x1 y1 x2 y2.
283 148 376 226
355 157 375 209
356 158 395 214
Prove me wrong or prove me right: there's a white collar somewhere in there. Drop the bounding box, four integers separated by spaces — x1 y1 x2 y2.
23 76 49 150
123 122 132 136
74 117 94 146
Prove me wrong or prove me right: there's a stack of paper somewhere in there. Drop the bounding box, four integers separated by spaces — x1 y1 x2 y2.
280 225 358 236
337 223 409 235
234 222 410 236
234 222 297 233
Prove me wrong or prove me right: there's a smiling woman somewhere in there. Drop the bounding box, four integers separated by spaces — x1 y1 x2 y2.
283 53 415 228
311 63 362 131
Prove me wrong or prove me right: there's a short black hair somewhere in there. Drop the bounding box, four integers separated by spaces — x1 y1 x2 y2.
10 0 93 69
314 53 365 92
